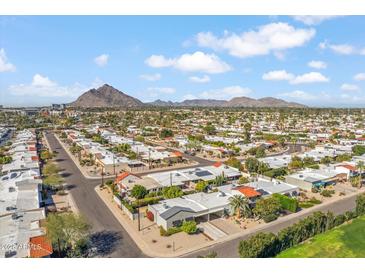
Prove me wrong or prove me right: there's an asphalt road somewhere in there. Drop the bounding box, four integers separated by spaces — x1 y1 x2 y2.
184 193 359 258
45 132 144 258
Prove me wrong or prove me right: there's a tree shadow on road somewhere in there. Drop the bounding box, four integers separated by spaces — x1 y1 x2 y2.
54 158 65 162
88 230 122 257
60 172 72 178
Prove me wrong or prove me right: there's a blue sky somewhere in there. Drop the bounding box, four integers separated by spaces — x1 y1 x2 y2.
1 16 365 107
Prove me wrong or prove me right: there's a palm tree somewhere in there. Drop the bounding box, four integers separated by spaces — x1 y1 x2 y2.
212 174 225 186
229 195 251 219
356 161 364 188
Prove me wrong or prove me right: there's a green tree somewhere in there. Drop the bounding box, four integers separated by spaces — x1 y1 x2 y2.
352 145 365 156
0 155 12 164
45 213 91 257
356 193 365 216
195 181 208 192
163 186 183 199
288 156 303 170
225 157 243 170
43 162 61 176
239 176 250 185
212 174 225 186
229 195 252 219
320 156 333 165
255 147 266 158
253 197 282 220
203 123 216 135
159 128 174 139
130 185 148 199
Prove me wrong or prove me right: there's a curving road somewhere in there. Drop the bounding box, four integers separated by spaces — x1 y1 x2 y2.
183 191 360 258
45 132 144 258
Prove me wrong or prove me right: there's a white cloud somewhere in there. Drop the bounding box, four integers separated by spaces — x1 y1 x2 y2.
8 74 101 98
139 73 161 81
0 48 16 72
145 55 175 67
279 90 317 100
32 74 56 87
195 22 315 58
262 70 329 84
354 73 365 81
145 51 231 74
290 72 329 84
292 16 340 26
94 54 109 67
189 75 211 83
308 60 327 69
341 83 360 92
319 41 356 55
199 86 252 100
262 70 294 81
147 87 176 97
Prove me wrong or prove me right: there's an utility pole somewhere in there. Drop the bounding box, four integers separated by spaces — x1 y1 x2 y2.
113 153 116 176
101 167 105 187
170 172 172 187
137 199 141 231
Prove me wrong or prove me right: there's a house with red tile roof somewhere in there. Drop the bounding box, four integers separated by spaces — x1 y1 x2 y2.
29 235 53 258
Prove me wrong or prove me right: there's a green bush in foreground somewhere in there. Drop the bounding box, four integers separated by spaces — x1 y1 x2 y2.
181 220 198 234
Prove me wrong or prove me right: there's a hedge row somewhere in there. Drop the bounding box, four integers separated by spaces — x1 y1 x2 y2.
238 194 365 258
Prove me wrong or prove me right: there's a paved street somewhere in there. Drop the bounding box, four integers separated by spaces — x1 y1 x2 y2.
45 132 144 258
184 193 359 258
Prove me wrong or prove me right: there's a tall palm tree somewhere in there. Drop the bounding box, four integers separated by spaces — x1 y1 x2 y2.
229 195 251 219
213 174 225 186
356 161 364 188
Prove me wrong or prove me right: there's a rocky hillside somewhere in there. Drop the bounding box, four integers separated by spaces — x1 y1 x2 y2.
71 84 144 108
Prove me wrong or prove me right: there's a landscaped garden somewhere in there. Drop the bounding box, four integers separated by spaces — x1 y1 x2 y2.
277 215 365 258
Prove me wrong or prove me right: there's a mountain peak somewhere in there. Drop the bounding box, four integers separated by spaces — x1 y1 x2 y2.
71 84 143 108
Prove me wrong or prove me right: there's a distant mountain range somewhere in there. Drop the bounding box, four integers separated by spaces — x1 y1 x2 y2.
70 84 306 108
148 97 306 108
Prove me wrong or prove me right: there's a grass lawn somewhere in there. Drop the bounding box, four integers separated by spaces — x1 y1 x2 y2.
277 215 365 258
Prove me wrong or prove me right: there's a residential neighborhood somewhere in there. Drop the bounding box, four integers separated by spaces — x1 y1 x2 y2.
2 14 365 274
3 103 365 259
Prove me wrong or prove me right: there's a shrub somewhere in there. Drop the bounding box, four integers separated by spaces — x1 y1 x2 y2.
321 189 335 197
120 198 137 214
238 232 278 258
344 210 357 221
311 187 319 193
159 226 182 237
263 214 278 223
131 197 162 207
333 214 346 227
356 193 365 216
272 194 298 213
181 220 198 234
